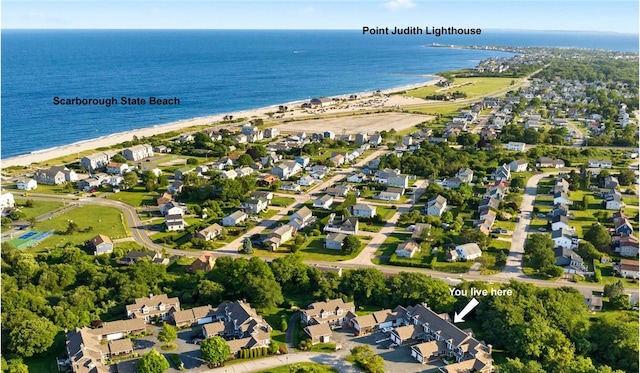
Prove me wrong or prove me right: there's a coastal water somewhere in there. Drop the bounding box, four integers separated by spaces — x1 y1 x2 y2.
1 29 638 159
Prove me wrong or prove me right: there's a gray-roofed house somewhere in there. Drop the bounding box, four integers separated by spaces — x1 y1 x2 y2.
426 195 447 216
350 203 377 218
554 247 588 273
222 210 248 227
126 294 181 322
396 240 420 258
324 233 347 250
289 206 315 230
194 223 223 241
455 243 482 260
324 213 359 235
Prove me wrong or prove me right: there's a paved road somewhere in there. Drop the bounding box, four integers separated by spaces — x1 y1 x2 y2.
498 171 559 278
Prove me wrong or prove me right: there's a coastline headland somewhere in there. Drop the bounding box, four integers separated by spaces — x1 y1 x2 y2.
1 76 440 169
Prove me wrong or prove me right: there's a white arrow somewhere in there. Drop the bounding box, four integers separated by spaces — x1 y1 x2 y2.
453 297 479 323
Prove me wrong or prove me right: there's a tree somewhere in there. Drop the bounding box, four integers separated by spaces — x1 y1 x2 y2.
511 177 525 189
112 153 127 163
617 169 636 186
8 316 58 357
576 242 602 261
136 349 170 373
280 317 288 332
4 358 29 373
122 171 139 189
584 223 612 251
241 237 253 254
237 154 254 166
342 235 362 255
603 280 624 299
157 322 177 344
200 336 231 367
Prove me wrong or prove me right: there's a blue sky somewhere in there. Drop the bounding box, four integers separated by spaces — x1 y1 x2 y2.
2 0 638 34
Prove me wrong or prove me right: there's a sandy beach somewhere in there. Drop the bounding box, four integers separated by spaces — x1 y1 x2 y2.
1 77 439 169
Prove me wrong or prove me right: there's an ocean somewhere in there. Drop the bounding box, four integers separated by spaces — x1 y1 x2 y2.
1 29 638 159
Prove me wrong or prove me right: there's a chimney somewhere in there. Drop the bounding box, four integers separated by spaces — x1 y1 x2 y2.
487 344 493 354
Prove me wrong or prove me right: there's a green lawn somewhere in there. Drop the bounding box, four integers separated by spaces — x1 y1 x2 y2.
106 186 158 207
297 235 364 262
26 205 130 251
261 307 292 345
14 198 64 220
256 363 338 373
271 196 296 207
405 77 516 100
374 232 407 258
24 332 66 373
259 209 279 219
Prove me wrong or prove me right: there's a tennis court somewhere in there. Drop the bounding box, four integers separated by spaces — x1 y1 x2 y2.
9 230 55 249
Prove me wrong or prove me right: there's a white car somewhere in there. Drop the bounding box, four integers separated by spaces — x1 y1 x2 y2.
382 327 393 333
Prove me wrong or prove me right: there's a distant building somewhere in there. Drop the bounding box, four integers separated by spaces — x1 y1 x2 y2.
86 234 114 255
122 144 154 162
126 294 181 322
16 178 37 191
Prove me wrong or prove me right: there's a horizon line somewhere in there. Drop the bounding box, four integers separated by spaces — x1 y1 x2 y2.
2 27 639 35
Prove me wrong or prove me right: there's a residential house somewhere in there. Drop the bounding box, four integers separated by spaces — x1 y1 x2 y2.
605 192 625 210
492 164 511 181
389 324 422 346
264 128 279 138
279 182 301 192
304 323 333 345
426 195 447 216
80 151 115 171
35 166 77 185
324 213 359 235
585 292 604 312
86 234 114 255
618 235 639 257
614 218 634 235
297 175 315 186
241 197 268 215
603 176 620 189
106 162 129 175
122 144 154 161
396 240 420 258
313 194 334 210
554 178 570 194
347 173 368 183
160 201 184 216
349 309 403 334
171 305 216 328
294 155 311 167
165 214 185 231
553 191 572 205
250 191 273 203
201 300 272 356
373 168 400 184
324 233 347 250
257 174 279 187
194 223 224 241
174 167 193 180
16 178 37 191
509 160 528 172
222 211 248 227
369 134 382 146
377 191 401 201
443 177 463 189
311 165 330 179
551 215 572 231
536 157 565 168
310 97 332 107
588 159 612 168
548 204 570 219
289 207 315 231
615 259 640 278
264 224 296 250
126 294 180 322
140 163 162 177
153 145 169 153
412 223 431 240
271 160 302 180
220 169 238 180
167 180 184 195
329 153 345 166
552 228 579 249
301 298 356 325
187 253 217 273
350 204 377 218
388 174 409 189
554 248 588 274
355 133 369 145
455 243 482 260
506 141 526 151
478 197 500 211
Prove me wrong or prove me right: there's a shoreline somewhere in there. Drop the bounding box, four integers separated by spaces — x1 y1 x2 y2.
1 75 440 169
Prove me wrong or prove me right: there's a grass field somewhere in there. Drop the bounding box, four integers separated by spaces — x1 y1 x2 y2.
14 198 64 220
27 205 130 251
106 186 158 207
271 196 296 207
404 77 516 99
255 362 339 373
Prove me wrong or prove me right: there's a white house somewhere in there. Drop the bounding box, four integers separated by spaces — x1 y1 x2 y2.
615 259 639 279
551 215 572 232
289 207 314 230
552 228 579 249
222 210 248 227
388 174 409 189
0 191 15 210
16 178 37 191
506 142 526 151
324 233 347 250
297 175 315 187
588 159 613 168
220 169 238 180
455 243 482 260
396 240 420 258
425 195 447 216
313 194 333 210
377 191 400 201
350 204 377 218
160 201 185 217
509 160 528 172
165 214 185 231
122 144 154 161
271 160 302 180
456 168 474 183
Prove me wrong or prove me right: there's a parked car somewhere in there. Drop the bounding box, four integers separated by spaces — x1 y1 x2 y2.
538 227 547 232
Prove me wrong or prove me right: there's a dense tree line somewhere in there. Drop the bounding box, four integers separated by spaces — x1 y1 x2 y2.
2 243 636 373
534 58 639 88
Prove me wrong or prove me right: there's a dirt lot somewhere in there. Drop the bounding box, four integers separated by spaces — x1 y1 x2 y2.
273 112 434 135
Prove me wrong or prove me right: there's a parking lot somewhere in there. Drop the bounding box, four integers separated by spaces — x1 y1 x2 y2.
129 325 207 372
331 327 446 373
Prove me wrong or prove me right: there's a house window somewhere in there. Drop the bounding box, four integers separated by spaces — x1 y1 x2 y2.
337 309 343 315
